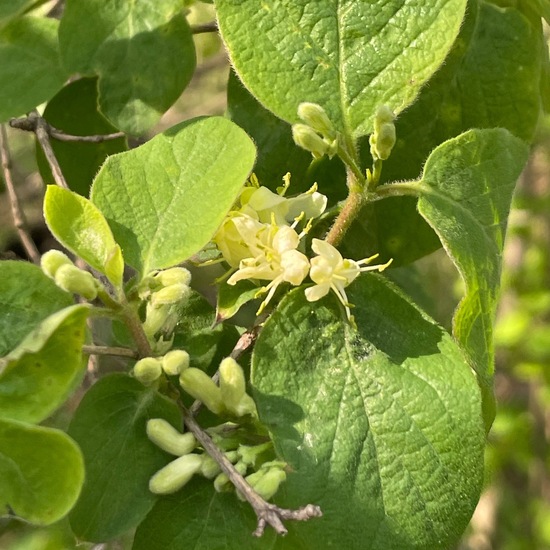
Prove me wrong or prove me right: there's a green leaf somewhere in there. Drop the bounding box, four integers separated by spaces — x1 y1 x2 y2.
0 305 88 424
36 78 128 197
252 277 484 550
44 186 124 289
133 478 276 550
416 128 530 427
217 0 467 139
0 261 73 356
348 0 544 267
173 290 240 373
227 71 311 189
58 0 196 134
227 70 348 202
216 279 260 322
0 418 84 525
91 117 256 276
0 0 35 25
0 16 68 121
68 373 181 542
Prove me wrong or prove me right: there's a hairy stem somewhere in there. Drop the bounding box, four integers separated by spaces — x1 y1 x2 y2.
0 125 40 263
325 183 365 247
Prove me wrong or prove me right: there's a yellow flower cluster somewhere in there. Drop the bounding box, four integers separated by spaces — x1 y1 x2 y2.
214 178 391 321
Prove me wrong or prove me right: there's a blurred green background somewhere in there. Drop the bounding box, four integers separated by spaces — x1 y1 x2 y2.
1 2 549 548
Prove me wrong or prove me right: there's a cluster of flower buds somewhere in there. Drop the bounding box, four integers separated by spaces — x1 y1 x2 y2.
292 102 339 159
369 105 396 161
179 357 258 419
147 417 286 500
41 249 102 300
132 349 190 386
137 267 192 342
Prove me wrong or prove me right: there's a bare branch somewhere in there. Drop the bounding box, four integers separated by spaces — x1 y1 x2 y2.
0 124 40 264
181 405 322 536
191 21 218 34
10 114 125 144
82 344 139 359
29 111 69 188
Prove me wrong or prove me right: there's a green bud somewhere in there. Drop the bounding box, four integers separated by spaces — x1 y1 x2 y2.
179 368 225 415
370 105 396 161
370 122 396 161
373 105 395 128
199 455 221 479
146 418 197 456
232 394 258 418
219 357 246 414
297 102 337 140
237 442 273 467
54 264 99 300
149 453 203 494
162 349 190 376
40 250 73 279
292 124 330 159
142 302 170 337
213 472 230 492
151 283 191 307
154 267 192 287
246 466 286 501
133 357 162 385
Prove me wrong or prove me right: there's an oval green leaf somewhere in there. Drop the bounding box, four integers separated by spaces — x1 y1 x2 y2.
59 0 196 134
68 373 181 542
0 418 84 525
415 128 530 427
133 478 276 550
0 16 68 121
217 0 467 139
44 185 124 289
0 304 88 424
91 117 256 276
252 276 484 550
0 261 73 357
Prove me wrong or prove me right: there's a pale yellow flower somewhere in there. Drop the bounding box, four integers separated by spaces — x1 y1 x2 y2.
227 223 310 314
305 239 392 322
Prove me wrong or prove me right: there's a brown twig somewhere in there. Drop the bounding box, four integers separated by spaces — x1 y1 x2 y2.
181 404 322 536
82 344 139 359
10 115 125 143
0 124 40 264
191 21 218 34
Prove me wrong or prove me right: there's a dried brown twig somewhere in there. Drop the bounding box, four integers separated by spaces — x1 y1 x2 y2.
0 124 40 263
181 405 322 537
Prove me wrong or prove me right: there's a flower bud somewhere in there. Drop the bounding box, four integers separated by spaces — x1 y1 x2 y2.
162 349 190 376
370 105 396 161
179 368 224 415
219 357 246 413
292 124 330 159
246 466 286 501
54 264 99 300
199 455 221 479
150 283 191 307
142 302 170 337
149 453 203 494
133 357 163 385
154 267 192 287
297 102 337 140
40 250 73 279
370 123 396 161
146 418 197 456
213 460 248 492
